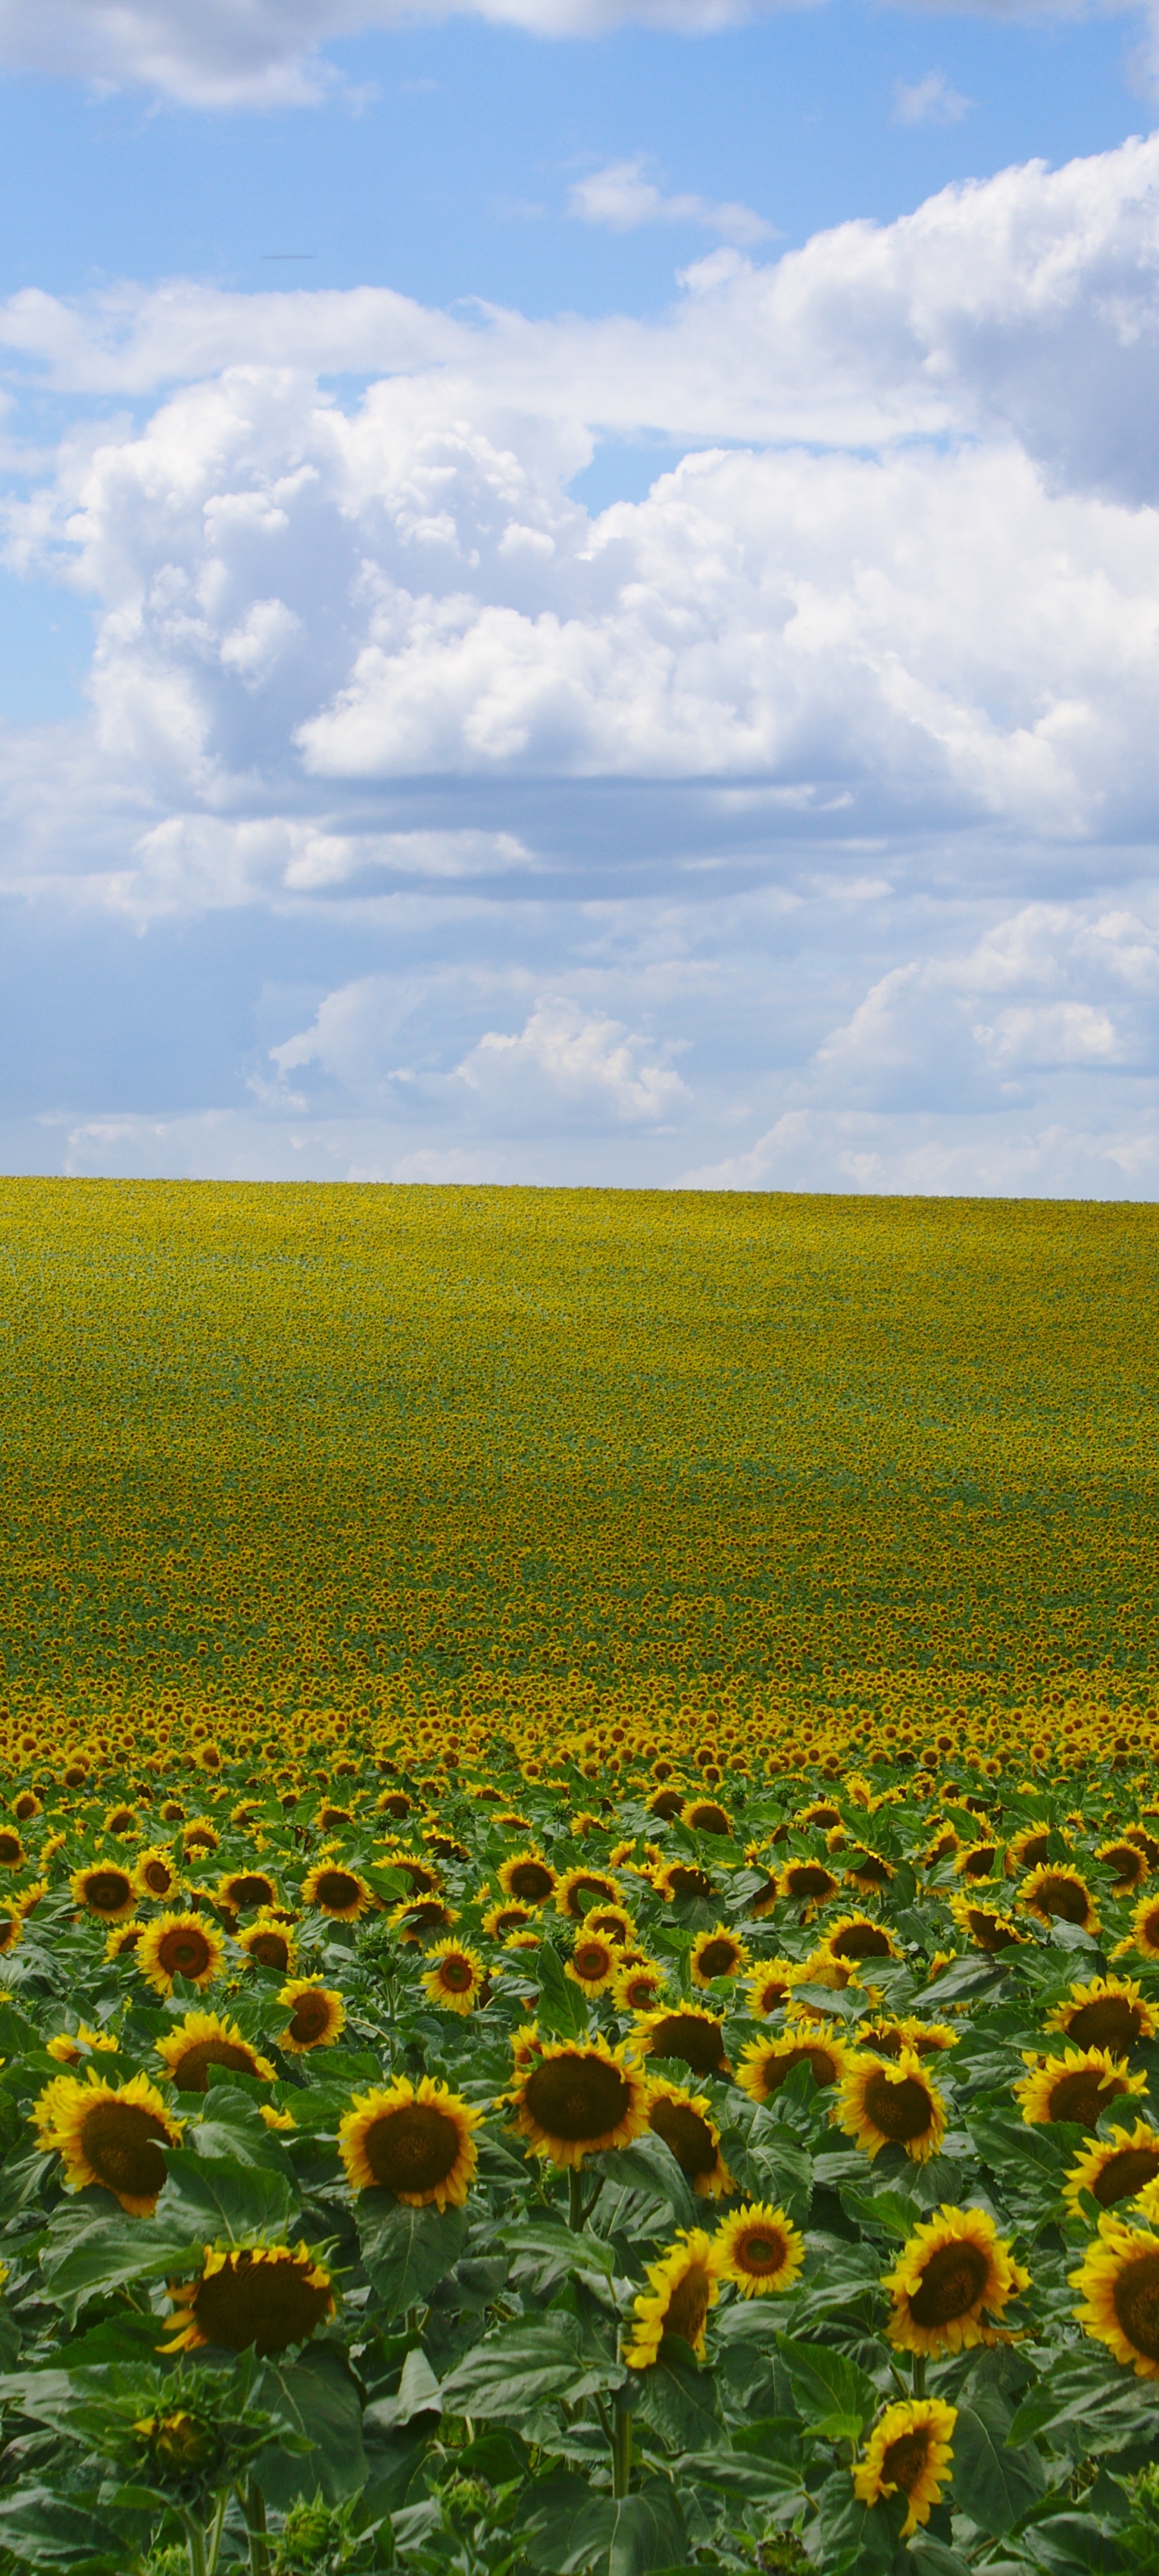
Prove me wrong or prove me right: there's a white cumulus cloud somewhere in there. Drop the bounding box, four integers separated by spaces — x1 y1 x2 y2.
568 160 772 246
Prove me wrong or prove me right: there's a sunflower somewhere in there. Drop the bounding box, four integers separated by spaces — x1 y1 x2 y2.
237 1912 299 1975
218 1869 279 1914
181 1822 221 1858
1009 1823 1055 1873
137 1911 225 1997
1098 1839 1150 1896
1046 1975 1157 2055
507 2036 649 2168
883 2206 1030 2355
631 2004 729 2079
858 2017 959 2061
567 1932 621 1997
654 1859 717 1906
278 1980 346 2052
690 1924 749 1988
300 1864 372 1922
1064 2120 1159 2214
482 1900 540 1941
584 1905 637 1946
798 1799 842 1831
948 1896 1023 1952
747 1960 797 2016
161 2243 336 2357
1071 2215 1159 2377
645 2079 734 2198
105 1920 144 1960
133 1847 183 1904
680 1798 733 1839
715 2200 805 2297
612 1958 666 2013
852 2399 957 2539
1124 1894 1159 1961
155 2011 276 2095
835 2049 947 2163
1018 1864 1099 1934
0 1829 25 1870
0 1909 22 1957
821 1913 899 1967
736 2022 850 2104
778 1860 840 1907
421 1940 488 2013
45 2021 119 2067
382 1852 441 1897
555 1868 625 1922
32 2070 183 2215
844 1850 896 1897
497 1852 556 1906
622 2228 721 2367
1015 2046 1148 2131
71 1861 137 1922
389 1897 458 1946
340 2075 481 2207
953 1840 1004 1884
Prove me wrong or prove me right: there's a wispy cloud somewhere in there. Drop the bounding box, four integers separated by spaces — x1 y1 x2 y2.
893 70 971 125
568 159 772 246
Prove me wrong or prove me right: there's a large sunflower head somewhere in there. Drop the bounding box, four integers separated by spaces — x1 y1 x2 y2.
0 1828 27 1870
137 1911 225 1998
948 1895 1023 1953
161 2242 335 2358
155 2011 276 2095
835 2048 948 2164
555 1868 624 1922
1065 2121 1159 2215
421 1939 488 2014
1018 1864 1099 1934
218 1869 279 1915
645 2079 733 2199
566 1931 621 1998
821 1913 899 1967
1046 1975 1157 2056
339 2075 481 2206
1098 1839 1150 1896
584 1905 637 1946
622 2227 721 2368
714 2200 805 2297
71 1861 137 1922
1126 1894 1159 1961
277 1979 346 2052
507 2036 649 2169
1071 2215 1159 2378
300 1864 372 1922
778 1860 840 1908
680 1798 733 1839
689 1923 749 1989
237 1912 299 1975
497 1852 556 1906
32 2070 183 2215
1009 1823 1054 1873
852 2399 957 2539
133 1847 183 1904
884 2205 1030 2355
736 2022 850 2105
1015 2046 1148 2131
631 2004 729 2079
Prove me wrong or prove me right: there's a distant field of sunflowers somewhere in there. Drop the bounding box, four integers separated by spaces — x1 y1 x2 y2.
1 1178 1159 2576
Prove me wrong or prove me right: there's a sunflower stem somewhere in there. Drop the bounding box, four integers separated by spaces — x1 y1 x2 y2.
568 2169 585 2231
205 2486 230 2576
912 2356 927 2399
184 2515 208 2576
612 2409 633 2499
241 2475 271 2576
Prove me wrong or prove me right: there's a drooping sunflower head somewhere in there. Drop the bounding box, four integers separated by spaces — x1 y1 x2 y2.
821 1913 899 1967
680 1798 733 1839
137 1911 225 1998
1071 2214 1159 2378
507 2035 649 2169
421 1939 488 2013
45 2020 119 2068
388 1897 459 1946
883 2204 1029 2355
736 2022 850 2105
852 2399 957 2539
1065 2120 1159 2215
555 1868 625 1923
689 1924 749 1989
1018 1864 1099 1934
843 1848 896 1896
567 1933 621 1997
714 2199 805 2297
1015 2046 1148 2132
161 2241 336 2358
277 1979 346 2052
948 1895 1023 1953
1009 1823 1054 1874
778 1860 840 1908
835 2047 948 2165
32 2070 183 2215
0 1909 23 1957
339 2075 481 2207
155 2011 276 2096
1046 1975 1157 2056
622 2227 721 2368
497 1852 556 1907
71 1861 137 1922
645 2079 733 2199
1098 1838 1150 1896
300 1864 372 1922
631 2004 729 2080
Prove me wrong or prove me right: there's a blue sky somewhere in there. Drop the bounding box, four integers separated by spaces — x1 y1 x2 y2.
2 0 1159 1191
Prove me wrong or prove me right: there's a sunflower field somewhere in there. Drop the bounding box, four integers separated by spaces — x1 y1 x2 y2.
1 1179 1159 2576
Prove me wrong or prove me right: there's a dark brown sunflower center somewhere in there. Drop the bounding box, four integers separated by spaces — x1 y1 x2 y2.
158 1927 212 1979
0 1833 23 1864
493 1908 530 1934
1046 2068 1127 2127
625 1975 658 2007
698 1940 738 1979
1113 2249 1159 2363
868 2029 905 2058
171 2038 262 2093
646 2013 726 2075
226 1877 275 1910
687 1806 730 1836
314 1872 360 1910
524 2055 631 2140
398 1861 439 1893
289 1994 330 2040
250 1932 291 1970
757 1979 791 2011
967 1911 1018 1951
881 2429 930 2495
1094 2145 1159 2207
962 1847 998 1879
831 1923 891 1959
1103 1847 1145 1885
785 1865 835 1899
1066 1999 1142 2052
565 1876 617 1918
909 2240 990 2326
363 2102 462 2190
439 1956 474 1990
0 1915 18 1946
736 2228 788 2274
648 2098 718 2179
863 2071 934 2142
192 2252 332 2356
1033 1875 1091 1925
143 1861 173 1893
508 1861 554 1901
84 1871 133 1913
1018 1835 1051 1870
663 2260 711 2346
852 1856 891 1885
80 2099 170 2200
759 2043 838 2097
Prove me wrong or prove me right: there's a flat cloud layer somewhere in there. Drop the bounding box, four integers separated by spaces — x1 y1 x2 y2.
5 136 1159 1191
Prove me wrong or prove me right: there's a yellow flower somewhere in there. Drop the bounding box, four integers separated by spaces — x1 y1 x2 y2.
70 1861 137 1922
218 1868 280 1914
421 1939 488 2013
819 1913 900 1967
1046 1975 1156 2055
1018 1864 1099 1934
689 1923 749 1988
736 2021 850 2104
612 1958 666 2013
45 2021 119 2067
340 2074 481 2206
1124 1893 1159 1960
1071 2215 1159 2376
835 2048 947 2163
680 1797 732 1839
630 2004 728 2079
31 2070 182 2215
161 2243 335 2356
1064 2120 1159 2215
497 1852 556 1905
714 2201 805 2297
388 1897 458 1946
481 1899 541 1940
746 1959 797 2016
1014 2046 1147 2130
645 2079 733 2199
883 2206 1029 2355
948 1895 1023 1953
137 1910 225 1997
155 2011 276 2095
555 1867 625 1922
237 1911 299 1975
623 2228 721 2367
133 1845 184 1904
260 2103 297 2131
300 1863 372 1921
277 1979 346 2051
565 1930 621 1996
507 2035 649 2169
852 2400 957 2539
1097 1837 1150 1895
778 1860 840 1907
